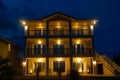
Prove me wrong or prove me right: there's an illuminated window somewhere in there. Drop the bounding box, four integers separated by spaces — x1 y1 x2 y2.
8 44 11 51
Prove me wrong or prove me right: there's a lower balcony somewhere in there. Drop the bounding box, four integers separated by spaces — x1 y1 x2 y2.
71 48 94 57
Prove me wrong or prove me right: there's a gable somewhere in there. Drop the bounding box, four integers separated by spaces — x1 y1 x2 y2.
42 12 76 21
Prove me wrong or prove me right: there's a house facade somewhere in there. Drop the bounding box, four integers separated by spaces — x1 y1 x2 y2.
0 36 20 71
21 12 120 76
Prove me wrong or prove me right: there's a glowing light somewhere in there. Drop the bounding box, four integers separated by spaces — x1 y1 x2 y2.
24 25 28 31
93 21 96 24
30 70 33 74
57 58 62 62
38 58 42 62
22 21 26 25
38 40 42 44
90 25 94 30
93 61 96 65
76 40 80 44
78 69 82 72
57 39 61 45
77 58 82 63
23 61 26 66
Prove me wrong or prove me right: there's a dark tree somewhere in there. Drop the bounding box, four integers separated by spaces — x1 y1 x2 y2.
0 57 15 80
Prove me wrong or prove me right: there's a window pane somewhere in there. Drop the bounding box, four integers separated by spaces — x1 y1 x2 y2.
60 61 65 72
53 61 58 72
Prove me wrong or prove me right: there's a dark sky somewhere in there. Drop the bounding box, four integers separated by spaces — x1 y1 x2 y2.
0 0 120 58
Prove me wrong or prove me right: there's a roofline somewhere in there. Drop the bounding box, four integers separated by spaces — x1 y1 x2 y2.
0 36 19 48
20 12 98 22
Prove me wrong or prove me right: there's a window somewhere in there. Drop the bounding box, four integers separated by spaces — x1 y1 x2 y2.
53 45 65 55
8 44 11 51
34 44 46 55
72 44 84 54
53 61 65 72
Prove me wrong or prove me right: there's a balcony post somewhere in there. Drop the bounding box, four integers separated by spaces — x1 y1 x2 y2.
46 21 49 76
69 21 73 70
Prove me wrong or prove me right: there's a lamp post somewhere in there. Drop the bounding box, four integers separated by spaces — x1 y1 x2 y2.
22 61 26 76
93 60 96 75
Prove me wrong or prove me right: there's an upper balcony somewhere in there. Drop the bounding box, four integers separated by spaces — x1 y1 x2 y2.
71 29 92 37
49 21 69 37
71 21 94 37
27 29 46 38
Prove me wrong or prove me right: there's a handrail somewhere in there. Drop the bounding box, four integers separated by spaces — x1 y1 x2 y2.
95 53 114 74
102 55 120 73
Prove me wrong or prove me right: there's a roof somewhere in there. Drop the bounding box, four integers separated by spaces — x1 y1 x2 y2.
0 36 19 48
20 12 98 23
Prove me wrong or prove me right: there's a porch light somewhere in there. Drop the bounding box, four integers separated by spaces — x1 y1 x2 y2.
38 58 42 62
76 40 81 44
90 25 94 30
38 40 42 44
24 25 28 31
57 58 62 62
93 60 96 65
93 20 96 24
78 69 82 72
57 39 61 45
22 61 26 67
77 58 82 63
21 21 26 25
30 70 33 74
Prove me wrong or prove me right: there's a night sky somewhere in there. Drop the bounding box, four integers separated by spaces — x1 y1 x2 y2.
0 0 120 58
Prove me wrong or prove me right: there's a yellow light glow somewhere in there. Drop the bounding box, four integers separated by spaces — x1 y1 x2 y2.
8 44 11 51
38 58 42 62
38 40 42 44
57 39 61 45
78 69 82 72
77 58 82 63
57 58 62 62
76 40 81 44
90 25 94 30
24 25 28 31
22 21 26 25
93 61 96 65
30 70 33 74
93 21 96 24
23 61 26 66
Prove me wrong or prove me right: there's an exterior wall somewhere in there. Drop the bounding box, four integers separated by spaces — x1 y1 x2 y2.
0 40 8 58
0 37 20 73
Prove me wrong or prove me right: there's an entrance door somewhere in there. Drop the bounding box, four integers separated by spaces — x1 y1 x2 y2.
97 64 103 74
